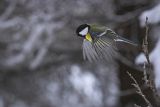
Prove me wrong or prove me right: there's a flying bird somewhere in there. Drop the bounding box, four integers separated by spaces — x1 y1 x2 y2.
76 24 138 62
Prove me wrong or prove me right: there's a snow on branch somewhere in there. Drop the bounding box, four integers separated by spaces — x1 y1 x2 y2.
139 4 160 26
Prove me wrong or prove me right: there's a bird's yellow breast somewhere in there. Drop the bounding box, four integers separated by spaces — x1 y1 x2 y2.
85 33 92 42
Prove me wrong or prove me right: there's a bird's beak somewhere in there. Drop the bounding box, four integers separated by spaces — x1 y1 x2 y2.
85 33 92 42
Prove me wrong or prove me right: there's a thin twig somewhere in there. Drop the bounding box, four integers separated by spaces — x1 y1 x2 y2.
127 72 153 107
142 17 160 104
143 17 150 65
143 62 149 86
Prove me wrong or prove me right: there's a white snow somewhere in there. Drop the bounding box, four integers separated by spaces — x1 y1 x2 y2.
0 97 4 107
139 4 160 27
69 65 103 105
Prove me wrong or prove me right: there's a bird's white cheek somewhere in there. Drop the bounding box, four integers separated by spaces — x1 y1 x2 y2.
79 27 88 36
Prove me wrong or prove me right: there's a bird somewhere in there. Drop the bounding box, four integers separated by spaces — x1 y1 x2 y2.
76 24 138 62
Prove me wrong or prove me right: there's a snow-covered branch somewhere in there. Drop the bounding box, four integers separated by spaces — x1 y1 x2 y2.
136 3 160 89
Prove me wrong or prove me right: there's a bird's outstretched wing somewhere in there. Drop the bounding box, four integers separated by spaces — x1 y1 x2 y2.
93 37 118 61
82 36 118 62
103 28 139 51
82 39 99 62
82 25 138 62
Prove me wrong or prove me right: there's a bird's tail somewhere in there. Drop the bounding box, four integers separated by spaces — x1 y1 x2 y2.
115 36 138 46
115 36 142 51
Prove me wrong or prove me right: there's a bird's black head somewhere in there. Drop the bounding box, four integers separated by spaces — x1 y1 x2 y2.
76 24 90 37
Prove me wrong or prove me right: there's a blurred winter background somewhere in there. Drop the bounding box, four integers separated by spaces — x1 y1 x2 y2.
0 0 160 107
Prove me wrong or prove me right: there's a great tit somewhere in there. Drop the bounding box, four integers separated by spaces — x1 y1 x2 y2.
76 24 138 62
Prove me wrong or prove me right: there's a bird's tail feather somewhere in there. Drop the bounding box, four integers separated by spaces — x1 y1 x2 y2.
115 36 142 51
115 36 138 46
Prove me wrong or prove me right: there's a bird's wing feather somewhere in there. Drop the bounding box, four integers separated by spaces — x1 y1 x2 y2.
100 28 138 47
82 36 118 62
83 25 119 62
83 25 137 62
83 39 98 62
93 37 118 61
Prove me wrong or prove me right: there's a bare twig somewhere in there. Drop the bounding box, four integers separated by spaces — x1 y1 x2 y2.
142 17 153 87
127 72 153 107
143 62 149 86
142 17 160 104
142 17 150 65
131 17 160 106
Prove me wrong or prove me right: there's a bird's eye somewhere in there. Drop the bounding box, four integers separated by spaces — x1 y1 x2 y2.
79 27 88 36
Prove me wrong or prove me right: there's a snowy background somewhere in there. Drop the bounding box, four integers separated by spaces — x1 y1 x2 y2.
0 0 160 107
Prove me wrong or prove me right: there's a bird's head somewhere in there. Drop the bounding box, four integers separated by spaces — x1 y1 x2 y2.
76 24 92 42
